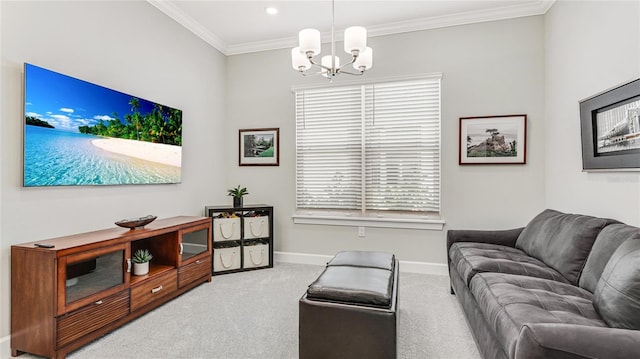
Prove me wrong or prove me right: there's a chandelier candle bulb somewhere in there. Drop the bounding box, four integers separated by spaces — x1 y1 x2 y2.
354 46 373 71
344 26 367 54
299 28 321 56
292 47 311 71
321 55 340 77
321 55 340 68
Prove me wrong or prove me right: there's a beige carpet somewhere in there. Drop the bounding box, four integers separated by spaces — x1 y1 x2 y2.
21 262 480 359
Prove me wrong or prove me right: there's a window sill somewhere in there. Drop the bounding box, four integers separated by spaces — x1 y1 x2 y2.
292 213 445 231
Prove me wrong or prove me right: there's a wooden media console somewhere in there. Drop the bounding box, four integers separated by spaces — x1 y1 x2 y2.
11 216 212 359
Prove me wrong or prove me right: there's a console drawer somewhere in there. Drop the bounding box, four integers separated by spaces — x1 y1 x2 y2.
130 270 177 312
178 255 211 288
57 290 130 348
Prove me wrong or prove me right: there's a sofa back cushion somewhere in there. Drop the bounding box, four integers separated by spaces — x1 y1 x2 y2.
515 209 618 284
593 238 640 330
579 224 640 293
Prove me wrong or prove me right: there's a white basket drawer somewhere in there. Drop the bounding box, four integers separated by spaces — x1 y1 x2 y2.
243 216 270 239
213 217 241 241
213 245 241 272
243 243 269 269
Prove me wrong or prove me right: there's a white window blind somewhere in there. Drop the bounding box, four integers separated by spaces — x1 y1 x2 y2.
295 76 441 215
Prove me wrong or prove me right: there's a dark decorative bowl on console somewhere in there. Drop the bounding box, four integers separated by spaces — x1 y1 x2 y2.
115 215 157 230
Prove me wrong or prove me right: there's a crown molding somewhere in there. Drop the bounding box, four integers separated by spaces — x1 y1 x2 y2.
147 0 228 54
540 0 557 13
227 37 295 57
366 0 556 38
149 0 556 56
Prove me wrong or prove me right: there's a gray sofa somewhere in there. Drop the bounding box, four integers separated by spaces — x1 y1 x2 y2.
447 209 640 359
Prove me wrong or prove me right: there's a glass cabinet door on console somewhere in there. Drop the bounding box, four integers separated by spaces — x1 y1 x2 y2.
177 222 212 289
178 222 211 265
57 243 130 315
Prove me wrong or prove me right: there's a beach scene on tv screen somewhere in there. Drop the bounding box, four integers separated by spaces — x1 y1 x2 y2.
23 63 182 186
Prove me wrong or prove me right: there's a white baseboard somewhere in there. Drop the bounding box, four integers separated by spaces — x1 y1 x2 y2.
1 335 10 359
274 251 333 266
274 251 448 276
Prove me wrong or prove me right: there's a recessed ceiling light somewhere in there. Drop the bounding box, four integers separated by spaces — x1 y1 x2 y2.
266 7 278 15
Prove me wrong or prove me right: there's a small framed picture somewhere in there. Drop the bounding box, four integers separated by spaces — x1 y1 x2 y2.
580 78 640 171
239 128 279 166
459 114 527 165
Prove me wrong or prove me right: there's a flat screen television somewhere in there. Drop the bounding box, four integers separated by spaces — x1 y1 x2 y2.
23 63 182 187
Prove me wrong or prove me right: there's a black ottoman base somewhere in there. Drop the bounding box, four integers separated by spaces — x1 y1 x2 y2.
299 251 399 359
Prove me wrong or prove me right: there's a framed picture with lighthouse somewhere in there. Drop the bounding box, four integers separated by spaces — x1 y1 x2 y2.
459 114 527 165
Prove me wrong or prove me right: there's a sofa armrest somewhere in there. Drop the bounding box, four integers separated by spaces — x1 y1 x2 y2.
446 228 524 255
446 228 524 294
516 323 640 359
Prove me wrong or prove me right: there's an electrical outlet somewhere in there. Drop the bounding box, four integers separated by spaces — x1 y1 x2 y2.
358 226 365 237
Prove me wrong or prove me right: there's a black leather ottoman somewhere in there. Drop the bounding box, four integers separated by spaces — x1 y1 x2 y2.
299 251 399 359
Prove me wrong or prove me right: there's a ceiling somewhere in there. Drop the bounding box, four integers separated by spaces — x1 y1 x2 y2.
148 0 555 56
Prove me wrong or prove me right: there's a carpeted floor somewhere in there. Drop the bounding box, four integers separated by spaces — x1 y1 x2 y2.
22 262 481 359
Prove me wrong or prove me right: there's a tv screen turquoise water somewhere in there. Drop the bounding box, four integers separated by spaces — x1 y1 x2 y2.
23 63 182 186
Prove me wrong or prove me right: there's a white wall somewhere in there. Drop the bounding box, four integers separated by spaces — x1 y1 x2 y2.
0 0 227 350
545 1 640 225
226 16 546 265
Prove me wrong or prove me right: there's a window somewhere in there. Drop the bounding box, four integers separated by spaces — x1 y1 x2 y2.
294 75 442 228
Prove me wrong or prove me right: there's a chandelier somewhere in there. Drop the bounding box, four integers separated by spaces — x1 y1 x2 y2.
291 0 373 79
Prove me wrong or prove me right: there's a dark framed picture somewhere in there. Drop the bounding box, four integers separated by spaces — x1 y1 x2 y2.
239 128 279 166
580 78 640 171
459 114 527 165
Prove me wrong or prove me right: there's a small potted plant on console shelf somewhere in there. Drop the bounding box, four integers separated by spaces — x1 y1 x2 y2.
132 249 153 276
227 185 249 208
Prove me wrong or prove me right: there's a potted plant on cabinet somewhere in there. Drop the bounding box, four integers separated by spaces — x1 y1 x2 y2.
132 249 153 276
227 185 249 207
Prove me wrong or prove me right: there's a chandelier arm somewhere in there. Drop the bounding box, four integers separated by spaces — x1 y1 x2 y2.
337 69 365 76
337 54 358 71
299 71 326 77
307 56 334 72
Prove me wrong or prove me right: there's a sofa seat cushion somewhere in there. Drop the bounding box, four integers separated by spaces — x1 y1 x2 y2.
450 242 568 285
470 273 607 358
